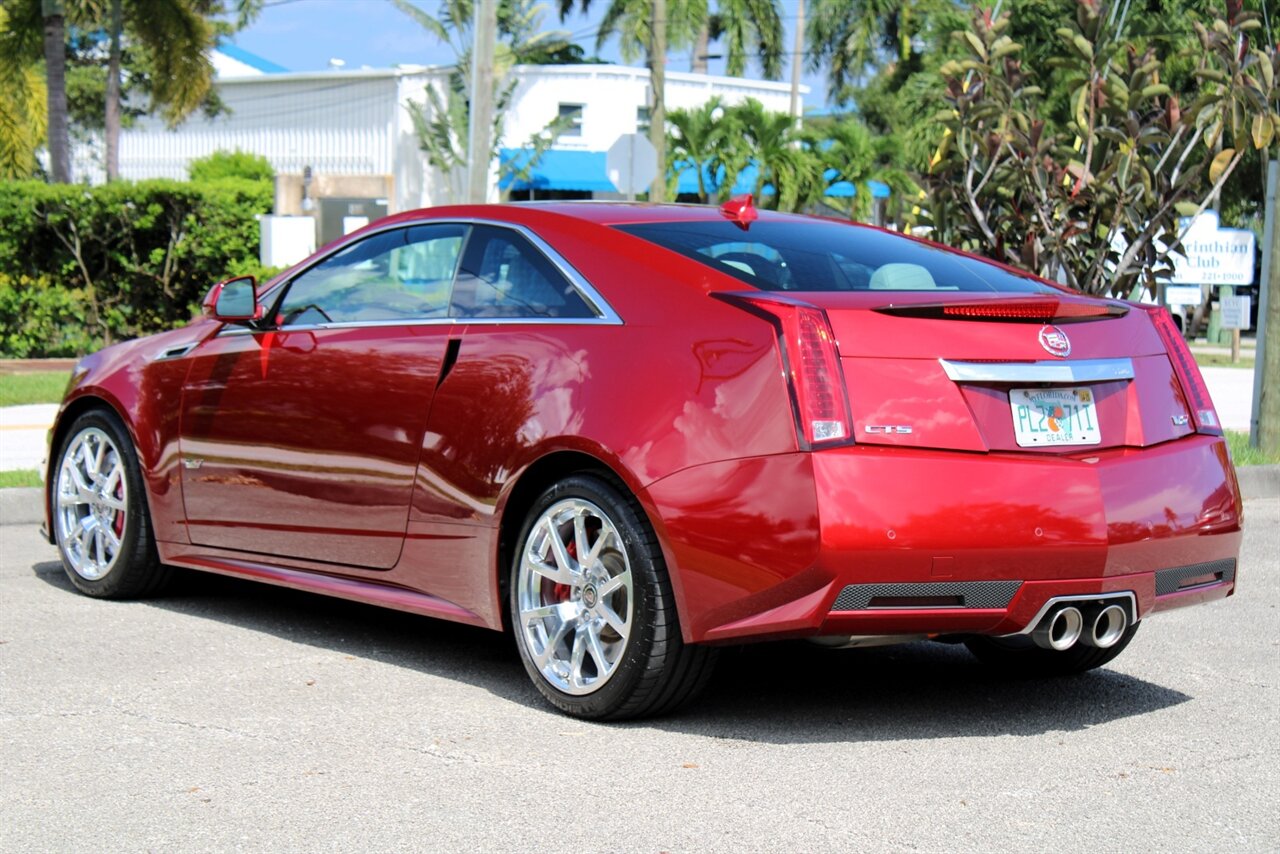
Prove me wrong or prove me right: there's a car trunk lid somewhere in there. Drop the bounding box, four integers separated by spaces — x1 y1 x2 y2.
805 292 1194 453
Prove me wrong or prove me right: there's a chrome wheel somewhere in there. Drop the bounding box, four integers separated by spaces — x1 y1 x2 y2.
55 426 128 581
516 498 634 696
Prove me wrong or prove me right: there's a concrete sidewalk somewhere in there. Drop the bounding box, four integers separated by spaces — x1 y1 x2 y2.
0 403 57 472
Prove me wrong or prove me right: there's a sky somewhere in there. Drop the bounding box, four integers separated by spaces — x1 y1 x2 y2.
224 0 833 108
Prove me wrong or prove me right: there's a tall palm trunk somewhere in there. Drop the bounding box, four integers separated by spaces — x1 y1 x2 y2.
41 0 71 182
648 0 666 201
692 22 709 73
104 0 124 180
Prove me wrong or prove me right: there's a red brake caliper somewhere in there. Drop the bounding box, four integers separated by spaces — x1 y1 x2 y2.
112 479 126 536
551 538 577 602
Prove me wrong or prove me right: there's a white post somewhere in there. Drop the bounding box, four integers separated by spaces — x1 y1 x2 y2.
466 0 498 204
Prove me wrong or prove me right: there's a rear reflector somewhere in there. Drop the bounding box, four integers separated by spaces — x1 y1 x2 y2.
878 299 1128 323
1146 306 1222 435
714 293 853 448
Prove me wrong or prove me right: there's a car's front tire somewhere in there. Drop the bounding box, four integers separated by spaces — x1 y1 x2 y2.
510 474 716 720
51 409 170 598
963 622 1140 676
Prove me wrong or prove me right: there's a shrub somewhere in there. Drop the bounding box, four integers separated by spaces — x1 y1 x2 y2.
0 273 100 357
0 178 275 356
187 149 275 184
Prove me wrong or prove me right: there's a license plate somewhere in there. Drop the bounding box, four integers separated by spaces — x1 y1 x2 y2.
1009 387 1101 447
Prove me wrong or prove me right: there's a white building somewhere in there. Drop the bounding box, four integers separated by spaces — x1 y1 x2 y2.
102 48 803 249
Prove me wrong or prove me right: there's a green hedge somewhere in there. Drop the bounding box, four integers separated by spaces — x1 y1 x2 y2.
0 178 277 357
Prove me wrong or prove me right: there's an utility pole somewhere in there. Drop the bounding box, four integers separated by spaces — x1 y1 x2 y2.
789 0 805 123
648 0 666 202
466 0 498 204
1253 160 1279 453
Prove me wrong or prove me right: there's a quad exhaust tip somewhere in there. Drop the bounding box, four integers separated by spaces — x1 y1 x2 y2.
1032 606 1083 651
1080 603 1128 649
1031 602 1130 651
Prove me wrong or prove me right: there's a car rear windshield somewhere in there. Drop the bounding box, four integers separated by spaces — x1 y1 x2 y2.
616 220 1058 294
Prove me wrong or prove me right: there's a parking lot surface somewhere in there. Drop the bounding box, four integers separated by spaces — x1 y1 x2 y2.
2 500 1277 851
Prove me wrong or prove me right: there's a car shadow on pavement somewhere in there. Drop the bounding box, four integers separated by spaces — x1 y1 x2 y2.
649 639 1190 742
33 561 1191 742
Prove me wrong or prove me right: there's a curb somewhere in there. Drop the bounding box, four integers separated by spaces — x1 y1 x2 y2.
1238 464 1280 501
2 469 1275 527
0 487 44 526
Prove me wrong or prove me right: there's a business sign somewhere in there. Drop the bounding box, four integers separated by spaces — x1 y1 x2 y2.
1220 295 1251 330
1169 211 1256 285
1165 285 1203 306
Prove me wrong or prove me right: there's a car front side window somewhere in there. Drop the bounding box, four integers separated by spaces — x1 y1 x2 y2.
276 224 466 326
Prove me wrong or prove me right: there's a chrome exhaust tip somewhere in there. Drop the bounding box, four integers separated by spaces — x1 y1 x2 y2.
1031 606 1084 651
1081 603 1129 649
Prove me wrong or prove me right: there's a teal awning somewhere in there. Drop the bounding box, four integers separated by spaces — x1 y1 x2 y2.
499 149 617 193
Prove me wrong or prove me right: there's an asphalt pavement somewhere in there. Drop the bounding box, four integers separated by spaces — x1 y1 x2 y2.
1 500 1276 851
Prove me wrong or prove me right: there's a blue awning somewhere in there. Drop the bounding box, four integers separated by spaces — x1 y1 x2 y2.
824 179 891 199
499 149 617 193
500 149 896 198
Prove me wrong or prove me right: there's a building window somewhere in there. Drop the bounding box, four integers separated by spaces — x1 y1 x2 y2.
636 106 651 133
558 103 584 137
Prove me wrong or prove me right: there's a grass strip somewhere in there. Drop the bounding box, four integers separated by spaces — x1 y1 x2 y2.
0 372 71 407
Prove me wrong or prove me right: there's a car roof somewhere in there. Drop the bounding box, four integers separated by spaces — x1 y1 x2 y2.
373 201 809 229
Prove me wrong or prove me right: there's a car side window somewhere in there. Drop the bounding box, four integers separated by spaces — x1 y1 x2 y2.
276 224 465 326
449 225 596 319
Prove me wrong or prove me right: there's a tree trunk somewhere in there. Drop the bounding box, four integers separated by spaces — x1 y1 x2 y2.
648 0 667 202
41 0 71 183
105 0 124 181
789 0 805 120
692 23 709 73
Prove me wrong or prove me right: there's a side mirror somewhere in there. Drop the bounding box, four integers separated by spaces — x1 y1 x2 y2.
203 276 263 323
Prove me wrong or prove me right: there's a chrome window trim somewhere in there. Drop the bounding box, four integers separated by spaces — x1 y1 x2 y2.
939 357 1135 384
241 217 622 336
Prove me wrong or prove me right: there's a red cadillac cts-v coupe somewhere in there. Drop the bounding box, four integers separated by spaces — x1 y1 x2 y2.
44 201 1242 719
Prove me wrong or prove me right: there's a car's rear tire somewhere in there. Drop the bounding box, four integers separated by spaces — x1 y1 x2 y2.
963 621 1140 676
51 409 170 598
510 474 716 720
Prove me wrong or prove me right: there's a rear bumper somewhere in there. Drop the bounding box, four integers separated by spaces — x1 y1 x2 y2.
644 433 1242 644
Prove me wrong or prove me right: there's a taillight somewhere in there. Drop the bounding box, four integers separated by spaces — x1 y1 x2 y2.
714 293 853 448
1146 306 1222 435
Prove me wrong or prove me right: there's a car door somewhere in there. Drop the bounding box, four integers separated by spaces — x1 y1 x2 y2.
179 223 466 569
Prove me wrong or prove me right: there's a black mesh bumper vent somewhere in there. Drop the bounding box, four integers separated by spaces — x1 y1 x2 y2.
831 580 1022 611
1155 559 1237 596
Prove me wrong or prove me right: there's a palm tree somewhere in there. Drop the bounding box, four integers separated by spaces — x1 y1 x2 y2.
691 0 783 79
665 96 727 202
807 0 941 101
815 115 918 223
0 4 48 179
392 0 574 202
102 0 262 180
560 0 707 201
720 98 821 211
